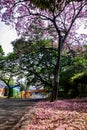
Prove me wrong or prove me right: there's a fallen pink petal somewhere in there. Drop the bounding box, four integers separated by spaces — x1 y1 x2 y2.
25 99 87 130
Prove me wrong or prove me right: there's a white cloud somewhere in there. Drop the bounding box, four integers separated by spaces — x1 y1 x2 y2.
0 21 18 55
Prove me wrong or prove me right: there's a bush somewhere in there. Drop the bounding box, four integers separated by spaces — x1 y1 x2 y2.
69 72 87 97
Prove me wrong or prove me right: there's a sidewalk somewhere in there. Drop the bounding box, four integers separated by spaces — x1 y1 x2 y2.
0 99 37 130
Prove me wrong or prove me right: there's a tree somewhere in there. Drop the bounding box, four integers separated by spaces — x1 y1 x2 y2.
0 0 87 101
0 51 21 98
0 45 4 56
12 38 56 90
59 44 87 98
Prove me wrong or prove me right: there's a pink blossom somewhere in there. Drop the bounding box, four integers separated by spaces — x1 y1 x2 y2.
25 99 87 130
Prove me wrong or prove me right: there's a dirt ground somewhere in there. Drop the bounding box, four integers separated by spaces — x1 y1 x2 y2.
0 98 38 130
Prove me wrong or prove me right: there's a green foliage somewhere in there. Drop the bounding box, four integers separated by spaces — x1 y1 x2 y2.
0 45 5 64
0 45 4 55
32 39 51 49
20 47 56 88
59 45 87 98
30 0 81 13
12 38 29 54
6 52 18 59
69 72 87 97
5 78 15 86
31 0 57 11
12 38 57 89
70 72 87 84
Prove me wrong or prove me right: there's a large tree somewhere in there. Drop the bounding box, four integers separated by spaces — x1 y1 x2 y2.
0 0 87 101
12 38 55 89
0 51 21 98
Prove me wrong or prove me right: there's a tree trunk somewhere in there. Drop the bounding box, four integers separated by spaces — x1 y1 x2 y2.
8 87 12 98
50 37 63 102
50 58 60 101
50 73 59 101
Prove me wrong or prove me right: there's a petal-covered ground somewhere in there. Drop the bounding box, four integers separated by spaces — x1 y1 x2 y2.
26 99 87 130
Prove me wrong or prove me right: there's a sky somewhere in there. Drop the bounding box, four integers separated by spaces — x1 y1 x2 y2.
0 21 18 55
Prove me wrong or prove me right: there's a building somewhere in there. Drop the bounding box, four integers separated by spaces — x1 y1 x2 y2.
0 80 6 97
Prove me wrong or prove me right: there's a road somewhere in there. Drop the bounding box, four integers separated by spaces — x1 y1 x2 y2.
0 98 38 130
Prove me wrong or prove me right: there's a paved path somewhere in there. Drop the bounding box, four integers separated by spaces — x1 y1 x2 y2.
0 98 38 130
